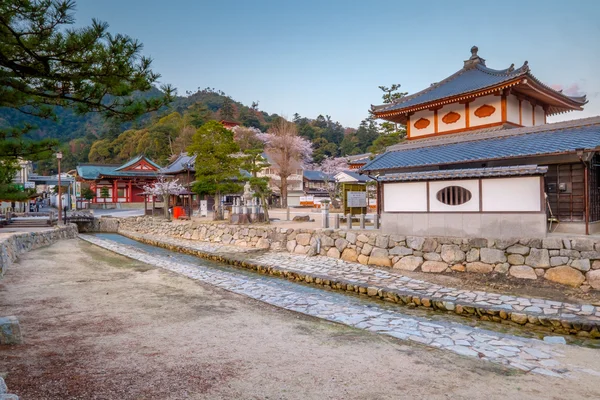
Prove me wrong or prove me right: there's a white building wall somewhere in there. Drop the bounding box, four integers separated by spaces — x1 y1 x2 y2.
437 103 466 133
481 176 541 212
507 94 520 125
534 106 545 126
409 110 435 138
469 94 502 127
429 180 480 212
521 101 533 127
383 182 427 212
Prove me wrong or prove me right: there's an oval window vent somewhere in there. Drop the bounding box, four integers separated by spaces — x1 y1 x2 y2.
436 186 472 206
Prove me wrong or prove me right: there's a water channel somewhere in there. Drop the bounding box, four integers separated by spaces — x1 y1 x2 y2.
82 233 595 376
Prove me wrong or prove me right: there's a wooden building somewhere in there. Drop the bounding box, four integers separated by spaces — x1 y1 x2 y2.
76 155 160 206
362 47 597 237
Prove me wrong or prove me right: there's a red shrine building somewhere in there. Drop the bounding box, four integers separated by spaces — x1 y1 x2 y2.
76 155 160 206
362 47 599 237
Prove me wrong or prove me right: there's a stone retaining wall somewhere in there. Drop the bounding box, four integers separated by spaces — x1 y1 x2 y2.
113 217 600 289
0 224 78 276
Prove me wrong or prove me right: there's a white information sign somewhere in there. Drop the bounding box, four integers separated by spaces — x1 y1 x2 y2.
200 200 208 217
24 181 35 189
346 191 367 207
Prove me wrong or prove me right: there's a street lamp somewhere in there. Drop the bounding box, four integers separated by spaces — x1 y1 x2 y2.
56 151 63 225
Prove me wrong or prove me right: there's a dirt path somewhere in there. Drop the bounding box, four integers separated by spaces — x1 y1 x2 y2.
1 239 599 399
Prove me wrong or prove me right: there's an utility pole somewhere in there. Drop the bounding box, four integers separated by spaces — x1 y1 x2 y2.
56 151 62 225
186 162 192 218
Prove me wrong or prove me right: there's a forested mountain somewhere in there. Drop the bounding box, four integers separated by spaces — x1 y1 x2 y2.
0 87 405 174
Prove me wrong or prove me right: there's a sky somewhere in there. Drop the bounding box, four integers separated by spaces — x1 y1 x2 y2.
74 0 600 128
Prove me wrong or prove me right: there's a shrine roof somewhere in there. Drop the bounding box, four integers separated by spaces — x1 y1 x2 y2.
77 155 160 180
161 153 197 174
371 47 587 120
360 116 600 173
377 165 548 183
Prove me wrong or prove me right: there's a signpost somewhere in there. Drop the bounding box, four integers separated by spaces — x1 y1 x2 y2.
342 183 367 215
24 181 35 189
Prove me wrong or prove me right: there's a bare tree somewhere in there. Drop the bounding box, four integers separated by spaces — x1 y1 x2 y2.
257 118 312 208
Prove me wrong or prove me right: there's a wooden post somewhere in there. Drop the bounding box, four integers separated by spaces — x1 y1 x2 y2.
346 213 352 230
585 163 590 235
112 180 117 204
128 180 133 203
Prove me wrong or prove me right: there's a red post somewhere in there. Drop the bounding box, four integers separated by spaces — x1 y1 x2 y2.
112 180 118 203
128 180 133 202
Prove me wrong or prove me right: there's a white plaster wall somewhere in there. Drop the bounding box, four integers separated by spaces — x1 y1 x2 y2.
507 94 520 125
429 180 480 212
521 101 533 127
437 103 466 133
481 177 541 212
469 94 502 127
383 182 427 212
409 110 435 138
534 106 545 126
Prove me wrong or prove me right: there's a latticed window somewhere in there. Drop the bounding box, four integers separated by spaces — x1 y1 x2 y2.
436 186 472 206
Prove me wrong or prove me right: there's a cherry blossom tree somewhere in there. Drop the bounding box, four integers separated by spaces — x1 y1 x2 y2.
142 176 187 219
257 117 312 208
311 157 348 209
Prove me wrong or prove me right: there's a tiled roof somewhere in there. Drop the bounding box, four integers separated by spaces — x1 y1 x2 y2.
161 153 197 174
378 165 548 182
371 47 586 117
339 170 373 182
77 164 157 180
375 64 528 114
303 170 331 181
361 117 600 173
115 155 161 171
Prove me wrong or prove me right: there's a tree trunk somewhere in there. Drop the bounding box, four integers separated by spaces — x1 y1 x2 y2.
164 194 170 220
260 193 270 224
280 175 288 208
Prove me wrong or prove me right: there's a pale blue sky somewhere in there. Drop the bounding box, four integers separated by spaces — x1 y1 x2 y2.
75 0 600 127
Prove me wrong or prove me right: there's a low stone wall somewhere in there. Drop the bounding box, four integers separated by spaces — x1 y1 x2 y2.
114 217 600 289
0 224 78 276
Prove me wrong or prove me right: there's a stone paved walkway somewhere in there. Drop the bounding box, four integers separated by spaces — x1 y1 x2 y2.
79 233 588 377
114 231 600 336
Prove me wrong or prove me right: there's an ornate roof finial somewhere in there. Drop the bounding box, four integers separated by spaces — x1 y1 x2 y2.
464 45 486 68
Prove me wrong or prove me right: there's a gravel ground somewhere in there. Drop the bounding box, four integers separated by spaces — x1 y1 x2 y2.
1 239 599 399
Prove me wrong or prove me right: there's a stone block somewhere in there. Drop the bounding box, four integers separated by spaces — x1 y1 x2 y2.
326 247 340 259
509 265 537 280
389 234 405 244
422 238 438 252
361 243 373 256
480 248 507 264
335 238 348 252
341 248 358 262
494 263 509 274
357 254 369 265
375 235 389 249
550 256 568 267
368 248 391 267
441 244 465 264
466 248 479 262
421 261 448 273
494 238 519 250
586 270 600 290
593 260 600 270
393 256 423 271
286 240 297 253
345 231 356 244
356 234 369 243
506 244 530 255
294 245 307 254
406 236 425 251
0 316 22 345
320 235 334 248
544 266 585 287
423 252 442 262
525 248 550 269
389 246 413 256
560 249 580 258
466 262 494 273
581 251 600 260
468 238 487 248
571 259 591 272
507 254 525 265
296 233 312 246
571 238 595 252
542 237 563 250
256 238 270 249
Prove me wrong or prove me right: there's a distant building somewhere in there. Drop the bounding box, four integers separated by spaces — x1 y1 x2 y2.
363 46 595 237
76 155 160 206
345 153 372 170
